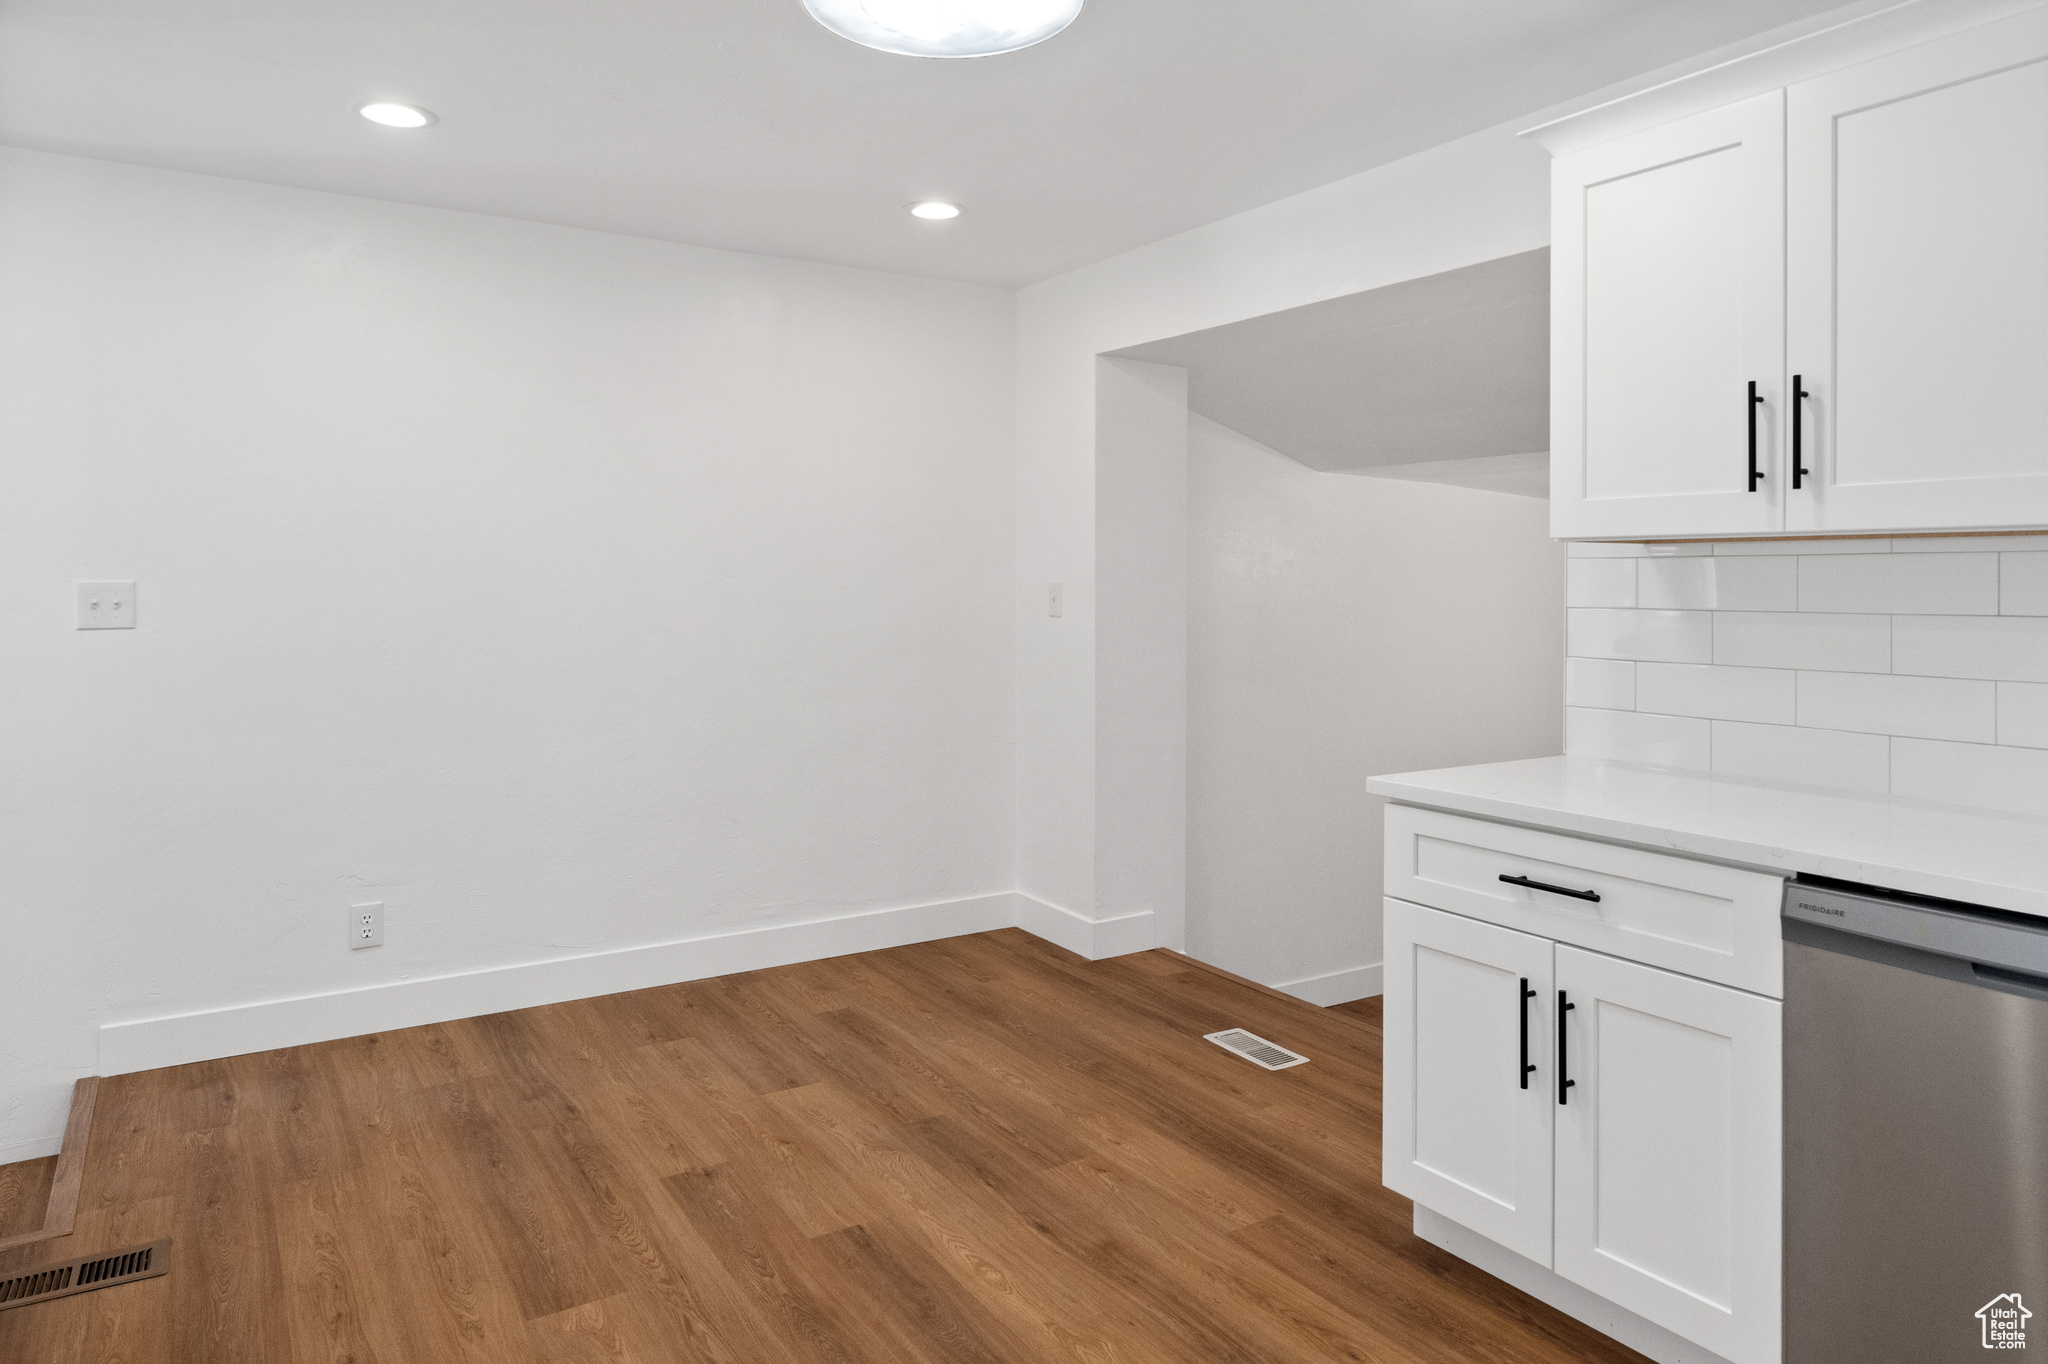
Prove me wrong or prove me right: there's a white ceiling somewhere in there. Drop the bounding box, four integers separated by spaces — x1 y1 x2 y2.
1114 248 1548 476
0 0 1845 287
1347 453 1551 500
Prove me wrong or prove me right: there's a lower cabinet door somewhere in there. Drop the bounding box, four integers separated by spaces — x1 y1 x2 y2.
1554 945 1782 1364
1382 897 1555 1265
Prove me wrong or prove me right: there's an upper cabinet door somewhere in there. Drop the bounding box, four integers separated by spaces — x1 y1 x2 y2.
1551 93 1786 540
1553 946 1782 1364
1786 10 2048 533
1382 897 1555 1266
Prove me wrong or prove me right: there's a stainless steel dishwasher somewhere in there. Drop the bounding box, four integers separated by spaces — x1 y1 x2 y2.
1785 876 2048 1362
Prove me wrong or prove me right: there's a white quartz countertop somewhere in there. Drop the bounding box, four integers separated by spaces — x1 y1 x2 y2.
1367 755 2048 919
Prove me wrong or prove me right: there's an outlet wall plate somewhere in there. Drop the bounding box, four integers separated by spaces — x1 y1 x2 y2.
351 902 384 950
77 582 137 629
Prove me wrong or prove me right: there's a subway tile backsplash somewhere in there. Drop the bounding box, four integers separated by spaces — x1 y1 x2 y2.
1567 558 1637 608
1892 615 2048 682
1998 554 2048 616
1563 537 2048 816
1797 553 1999 615
1795 671 1996 743
1711 610 1892 673
1565 657 1636 710
1890 739 2048 819
1636 662 1795 725
1566 706 1712 771
2001 682 2048 749
1635 556 1800 611
1711 719 1894 797
1567 607 1712 664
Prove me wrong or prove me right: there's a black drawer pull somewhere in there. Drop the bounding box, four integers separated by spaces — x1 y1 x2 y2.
1500 874 1601 903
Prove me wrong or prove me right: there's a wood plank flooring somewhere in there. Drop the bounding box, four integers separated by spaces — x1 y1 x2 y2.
0 1158 57 1243
0 929 1647 1363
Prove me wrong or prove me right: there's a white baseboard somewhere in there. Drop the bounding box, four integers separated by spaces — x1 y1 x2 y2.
1273 962 1383 1007
99 892 1020 1078
1009 893 1156 960
0 1135 64 1164
1413 1206 1735 1364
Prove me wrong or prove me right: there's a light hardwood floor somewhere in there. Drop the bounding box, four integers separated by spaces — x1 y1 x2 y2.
0 929 1647 1363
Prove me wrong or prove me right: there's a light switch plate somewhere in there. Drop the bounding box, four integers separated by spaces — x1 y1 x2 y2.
77 582 137 629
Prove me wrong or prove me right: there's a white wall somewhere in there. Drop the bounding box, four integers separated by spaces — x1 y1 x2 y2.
1091 359 1190 956
1014 129 1554 955
1565 537 2048 813
0 148 1018 1158
1189 417 1564 1001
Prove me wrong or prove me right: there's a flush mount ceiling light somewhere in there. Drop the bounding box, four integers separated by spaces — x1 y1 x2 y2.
910 201 962 220
804 0 1083 58
358 102 436 128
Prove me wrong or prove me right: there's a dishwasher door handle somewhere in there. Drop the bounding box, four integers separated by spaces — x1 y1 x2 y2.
1975 962 2048 1002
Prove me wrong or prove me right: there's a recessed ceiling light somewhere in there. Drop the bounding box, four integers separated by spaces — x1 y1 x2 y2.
910 202 963 221
358 102 436 129
805 0 1083 58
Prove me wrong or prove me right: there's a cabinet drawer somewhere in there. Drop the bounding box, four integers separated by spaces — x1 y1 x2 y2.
1385 806 1783 997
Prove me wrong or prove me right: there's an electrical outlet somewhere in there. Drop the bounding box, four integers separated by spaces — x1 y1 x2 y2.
350 902 384 950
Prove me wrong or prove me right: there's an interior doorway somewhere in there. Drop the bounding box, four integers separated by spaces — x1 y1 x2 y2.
1102 250 1567 1003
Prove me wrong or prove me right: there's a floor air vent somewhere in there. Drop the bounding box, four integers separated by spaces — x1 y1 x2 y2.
0 1239 170 1312
1205 1029 1308 1071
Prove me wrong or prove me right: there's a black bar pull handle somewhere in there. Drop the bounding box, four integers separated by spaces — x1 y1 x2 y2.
1519 978 1538 1090
1557 991 1577 1105
1500 873 1601 903
1747 381 1765 491
1791 374 1811 490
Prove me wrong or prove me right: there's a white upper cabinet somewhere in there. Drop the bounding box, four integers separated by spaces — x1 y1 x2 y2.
1551 94 1786 540
1536 2 2048 541
1785 9 2048 532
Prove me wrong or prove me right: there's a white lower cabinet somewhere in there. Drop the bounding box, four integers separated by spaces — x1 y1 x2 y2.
1382 897 1555 1265
1554 945 1782 1364
1385 897 1782 1364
